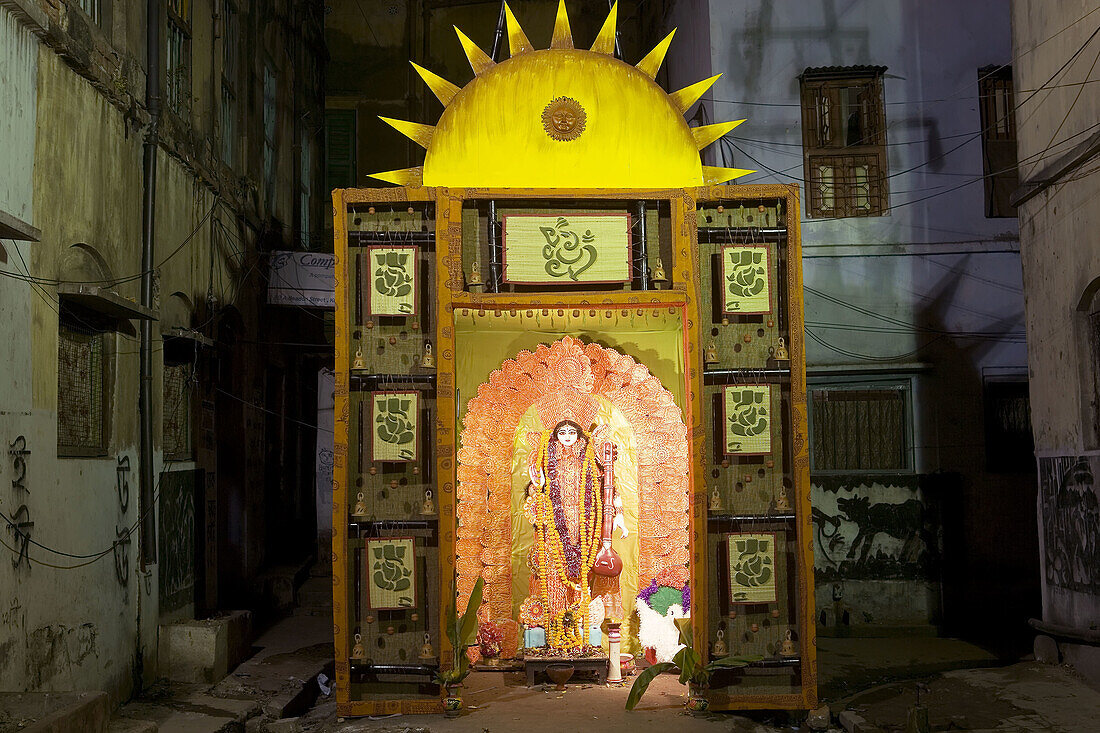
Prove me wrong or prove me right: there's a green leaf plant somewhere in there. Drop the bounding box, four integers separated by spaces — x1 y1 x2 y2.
625 617 762 711
433 576 485 689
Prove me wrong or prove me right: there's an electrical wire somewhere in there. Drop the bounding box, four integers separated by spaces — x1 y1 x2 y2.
0 198 218 288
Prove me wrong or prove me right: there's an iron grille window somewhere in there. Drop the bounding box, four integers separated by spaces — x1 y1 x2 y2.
163 362 194 461
300 127 312 247
166 0 192 119
221 1 239 165
58 319 108 456
978 66 1018 218
800 69 889 218
810 385 909 472
263 64 277 212
221 83 236 165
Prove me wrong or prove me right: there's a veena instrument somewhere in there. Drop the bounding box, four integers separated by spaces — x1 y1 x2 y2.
591 441 623 577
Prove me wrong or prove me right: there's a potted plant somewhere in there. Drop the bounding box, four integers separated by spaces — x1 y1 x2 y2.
625 617 761 713
434 576 485 717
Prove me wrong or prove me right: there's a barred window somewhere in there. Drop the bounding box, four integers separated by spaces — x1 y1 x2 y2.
163 362 194 461
221 1 239 165
166 0 192 119
810 384 910 472
978 66 1018 218
58 318 108 457
800 68 889 218
77 0 102 25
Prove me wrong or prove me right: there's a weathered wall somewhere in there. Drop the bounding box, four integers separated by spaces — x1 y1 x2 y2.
1 45 149 705
1012 0 1100 680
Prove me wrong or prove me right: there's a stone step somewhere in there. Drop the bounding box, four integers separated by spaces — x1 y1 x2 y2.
1 691 110 733
112 692 260 733
107 718 157 733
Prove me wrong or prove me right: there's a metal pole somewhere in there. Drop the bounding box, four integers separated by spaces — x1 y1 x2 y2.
490 0 507 61
139 0 161 568
637 201 649 289
487 200 500 292
609 0 622 59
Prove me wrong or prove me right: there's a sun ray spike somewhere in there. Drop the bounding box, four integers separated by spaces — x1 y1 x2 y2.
454 27 494 75
368 167 425 187
637 29 676 79
591 1 618 55
503 3 533 56
410 62 461 106
692 119 746 150
702 166 755 185
551 0 573 49
378 117 435 149
670 73 722 115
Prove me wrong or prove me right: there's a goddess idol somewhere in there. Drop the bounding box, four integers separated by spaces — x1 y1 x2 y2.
523 420 627 649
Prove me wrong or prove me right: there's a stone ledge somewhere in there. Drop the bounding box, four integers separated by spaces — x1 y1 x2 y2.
0 691 110 733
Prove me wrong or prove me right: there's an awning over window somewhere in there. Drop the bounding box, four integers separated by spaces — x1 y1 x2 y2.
57 284 157 321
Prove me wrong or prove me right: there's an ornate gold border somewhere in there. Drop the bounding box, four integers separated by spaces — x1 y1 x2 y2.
332 188 351 706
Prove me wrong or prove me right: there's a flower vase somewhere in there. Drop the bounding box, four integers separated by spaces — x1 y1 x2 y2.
686 682 710 713
443 685 463 718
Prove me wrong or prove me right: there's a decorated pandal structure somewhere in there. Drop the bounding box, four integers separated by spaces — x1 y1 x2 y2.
331 1 817 717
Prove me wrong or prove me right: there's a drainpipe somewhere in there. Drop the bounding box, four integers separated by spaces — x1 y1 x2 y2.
140 0 160 569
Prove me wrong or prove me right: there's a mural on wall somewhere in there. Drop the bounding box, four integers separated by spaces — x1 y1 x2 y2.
1039 456 1100 594
810 477 940 581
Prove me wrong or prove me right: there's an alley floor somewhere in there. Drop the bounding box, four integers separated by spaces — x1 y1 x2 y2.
90 608 1100 733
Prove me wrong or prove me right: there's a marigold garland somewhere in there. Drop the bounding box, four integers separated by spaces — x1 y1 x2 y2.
531 429 602 650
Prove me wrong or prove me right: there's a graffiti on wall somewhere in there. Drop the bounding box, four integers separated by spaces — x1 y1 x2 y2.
1039 456 1100 594
811 477 940 581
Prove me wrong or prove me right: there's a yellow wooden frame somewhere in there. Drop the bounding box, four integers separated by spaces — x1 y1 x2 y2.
332 185 816 716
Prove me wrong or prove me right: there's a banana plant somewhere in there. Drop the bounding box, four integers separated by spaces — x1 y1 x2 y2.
625 618 761 710
433 576 485 688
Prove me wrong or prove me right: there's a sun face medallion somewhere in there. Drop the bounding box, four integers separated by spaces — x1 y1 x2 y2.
542 96 586 142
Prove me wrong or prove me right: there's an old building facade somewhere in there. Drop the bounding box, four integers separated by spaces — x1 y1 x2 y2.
1011 0 1100 683
0 0 326 702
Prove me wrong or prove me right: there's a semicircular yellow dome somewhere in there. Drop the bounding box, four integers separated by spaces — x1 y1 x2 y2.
371 1 753 189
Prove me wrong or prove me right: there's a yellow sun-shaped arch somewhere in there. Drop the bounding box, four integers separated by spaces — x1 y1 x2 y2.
371 1 753 188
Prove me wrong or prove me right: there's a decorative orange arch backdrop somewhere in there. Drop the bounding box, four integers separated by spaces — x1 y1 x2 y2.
455 336 691 631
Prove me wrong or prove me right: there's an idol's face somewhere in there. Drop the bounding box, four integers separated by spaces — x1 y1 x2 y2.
555 425 579 447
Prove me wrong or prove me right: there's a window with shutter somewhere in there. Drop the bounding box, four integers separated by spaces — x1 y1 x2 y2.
800 68 889 218
325 109 358 192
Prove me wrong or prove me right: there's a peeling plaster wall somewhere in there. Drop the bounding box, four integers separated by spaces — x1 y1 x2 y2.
1012 0 1100 680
